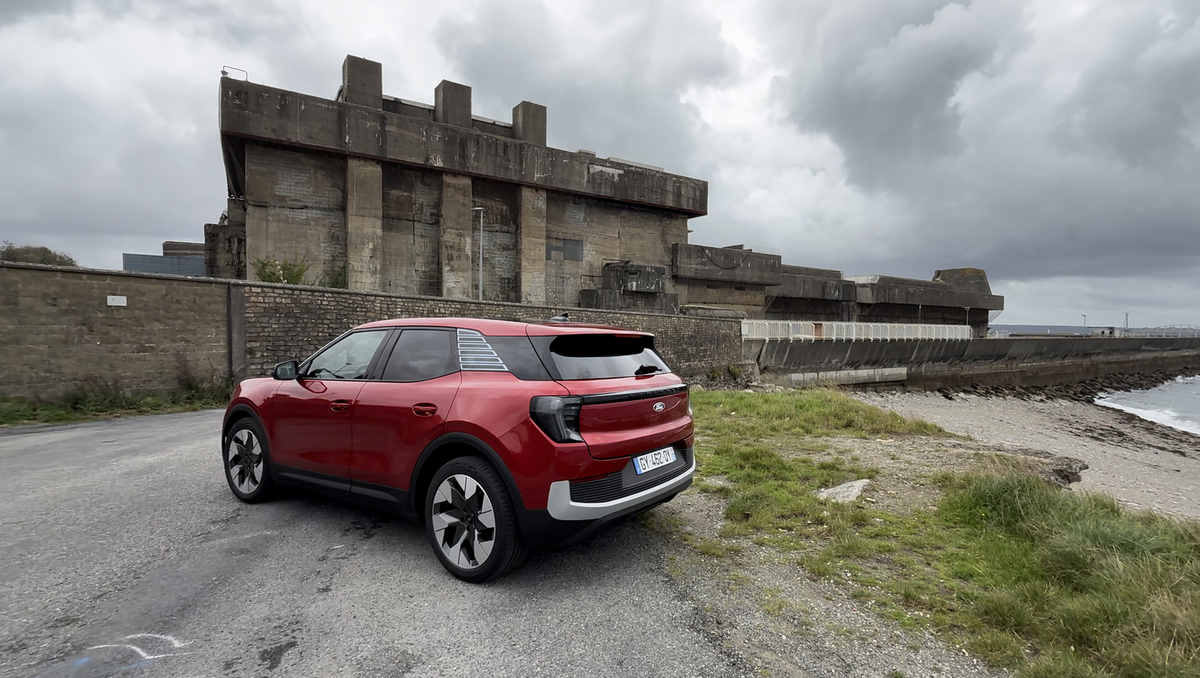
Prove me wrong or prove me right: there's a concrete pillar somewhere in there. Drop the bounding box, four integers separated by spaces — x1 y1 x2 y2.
512 101 547 145
434 80 472 128
245 207 269 282
518 186 547 304
439 173 474 299
346 157 383 291
342 55 383 109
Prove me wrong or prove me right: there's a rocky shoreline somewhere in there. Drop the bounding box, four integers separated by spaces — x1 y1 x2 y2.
856 390 1200 520
929 367 1200 402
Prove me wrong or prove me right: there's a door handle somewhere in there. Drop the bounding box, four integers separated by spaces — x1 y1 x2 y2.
330 399 352 412
413 403 438 416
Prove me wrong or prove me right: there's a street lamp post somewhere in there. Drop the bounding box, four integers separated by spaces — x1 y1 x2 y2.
472 207 484 301
1081 314 1087 333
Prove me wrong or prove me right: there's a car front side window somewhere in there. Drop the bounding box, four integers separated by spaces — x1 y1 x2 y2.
305 330 388 380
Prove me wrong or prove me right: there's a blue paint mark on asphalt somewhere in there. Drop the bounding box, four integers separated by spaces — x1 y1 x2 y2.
35 655 153 678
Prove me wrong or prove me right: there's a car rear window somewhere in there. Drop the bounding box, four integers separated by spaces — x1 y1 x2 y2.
547 334 671 380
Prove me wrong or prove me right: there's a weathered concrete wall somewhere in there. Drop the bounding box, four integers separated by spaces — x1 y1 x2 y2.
517 186 547 305
753 336 1200 389
672 243 782 285
848 275 1004 311
238 284 744 379
439 173 475 299
381 165 441 296
345 157 384 290
0 263 229 399
680 280 770 318
220 78 707 216
472 178 520 302
244 145 346 283
543 193 684 307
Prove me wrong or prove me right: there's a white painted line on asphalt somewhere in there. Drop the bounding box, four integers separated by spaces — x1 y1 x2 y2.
123 633 190 648
85 644 191 660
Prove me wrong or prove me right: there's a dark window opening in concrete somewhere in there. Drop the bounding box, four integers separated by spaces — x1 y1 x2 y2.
545 238 584 261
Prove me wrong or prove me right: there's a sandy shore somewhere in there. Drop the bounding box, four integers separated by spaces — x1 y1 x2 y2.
854 392 1200 520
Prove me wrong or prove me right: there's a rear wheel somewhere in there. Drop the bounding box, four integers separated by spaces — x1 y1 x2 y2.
425 457 527 583
223 418 276 503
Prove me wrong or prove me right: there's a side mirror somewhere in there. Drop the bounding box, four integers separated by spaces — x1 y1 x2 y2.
273 360 299 380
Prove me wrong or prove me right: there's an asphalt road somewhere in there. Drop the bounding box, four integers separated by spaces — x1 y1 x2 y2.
0 411 748 678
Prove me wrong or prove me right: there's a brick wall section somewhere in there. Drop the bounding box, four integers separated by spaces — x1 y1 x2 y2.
239 283 744 378
0 263 229 399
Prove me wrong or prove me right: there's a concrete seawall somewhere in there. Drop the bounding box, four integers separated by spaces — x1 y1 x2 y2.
749 337 1200 389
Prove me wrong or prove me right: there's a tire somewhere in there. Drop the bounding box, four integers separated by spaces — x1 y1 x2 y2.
425 456 528 583
223 418 277 503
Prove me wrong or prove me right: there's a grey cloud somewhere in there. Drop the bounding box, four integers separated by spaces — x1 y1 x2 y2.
0 0 93 26
0 0 331 268
756 0 1200 290
1056 6 1200 166
433 0 737 173
0 0 139 27
0 85 222 268
767 0 1024 189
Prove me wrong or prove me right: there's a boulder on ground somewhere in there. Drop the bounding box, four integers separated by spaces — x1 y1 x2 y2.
814 479 871 503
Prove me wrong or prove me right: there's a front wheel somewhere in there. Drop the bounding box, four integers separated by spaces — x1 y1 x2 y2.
425 457 527 583
223 418 276 503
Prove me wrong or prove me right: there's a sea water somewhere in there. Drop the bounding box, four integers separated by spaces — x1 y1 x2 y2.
1095 375 1200 436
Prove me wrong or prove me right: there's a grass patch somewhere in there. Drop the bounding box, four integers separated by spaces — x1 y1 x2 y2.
0 380 233 426
938 472 1200 676
686 388 1200 676
694 388 945 442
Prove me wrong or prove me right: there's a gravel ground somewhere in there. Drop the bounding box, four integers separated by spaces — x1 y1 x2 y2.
855 392 1200 520
655 487 1009 678
652 438 1040 678
646 390 1200 677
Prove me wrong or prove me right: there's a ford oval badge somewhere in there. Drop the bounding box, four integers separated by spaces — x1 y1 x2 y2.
653 401 666 412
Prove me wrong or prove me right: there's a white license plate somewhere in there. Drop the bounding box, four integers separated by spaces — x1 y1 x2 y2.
633 447 677 475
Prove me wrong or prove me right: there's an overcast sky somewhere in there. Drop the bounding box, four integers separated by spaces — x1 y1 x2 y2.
1 0 1197 327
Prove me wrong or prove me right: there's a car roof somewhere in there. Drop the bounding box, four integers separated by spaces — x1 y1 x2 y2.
354 317 652 337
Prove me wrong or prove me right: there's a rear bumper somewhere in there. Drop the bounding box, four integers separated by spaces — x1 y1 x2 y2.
546 454 696 521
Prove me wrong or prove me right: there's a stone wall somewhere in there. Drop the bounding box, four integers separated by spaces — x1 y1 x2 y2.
238 283 743 379
0 263 229 399
0 263 744 400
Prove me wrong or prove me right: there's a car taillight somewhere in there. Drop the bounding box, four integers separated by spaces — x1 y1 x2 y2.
530 396 584 443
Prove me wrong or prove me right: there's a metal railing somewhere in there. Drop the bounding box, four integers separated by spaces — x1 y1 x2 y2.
1121 325 1200 338
742 320 973 341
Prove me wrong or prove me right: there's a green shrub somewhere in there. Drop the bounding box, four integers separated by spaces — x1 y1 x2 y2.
252 254 310 284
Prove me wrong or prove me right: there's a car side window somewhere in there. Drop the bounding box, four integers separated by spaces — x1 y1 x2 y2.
306 330 388 380
382 329 455 382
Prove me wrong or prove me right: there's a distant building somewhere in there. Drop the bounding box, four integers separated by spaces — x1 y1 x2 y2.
207 55 1002 335
123 241 206 276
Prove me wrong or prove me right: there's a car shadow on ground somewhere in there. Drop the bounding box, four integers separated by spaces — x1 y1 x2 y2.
267 484 660 589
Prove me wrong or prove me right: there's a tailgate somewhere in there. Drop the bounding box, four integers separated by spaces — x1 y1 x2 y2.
569 379 692 460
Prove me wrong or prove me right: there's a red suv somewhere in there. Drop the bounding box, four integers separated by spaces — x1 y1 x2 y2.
221 318 694 582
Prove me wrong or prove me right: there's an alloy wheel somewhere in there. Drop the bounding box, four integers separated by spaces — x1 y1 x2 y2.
430 474 495 570
226 428 264 494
